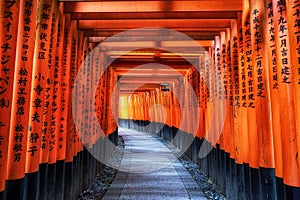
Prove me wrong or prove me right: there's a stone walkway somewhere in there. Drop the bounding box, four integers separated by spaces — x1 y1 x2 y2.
103 128 207 200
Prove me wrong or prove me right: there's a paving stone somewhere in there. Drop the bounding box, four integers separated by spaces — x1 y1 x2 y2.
103 128 206 200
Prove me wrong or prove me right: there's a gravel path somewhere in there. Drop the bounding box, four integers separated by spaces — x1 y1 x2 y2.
79 130 226 200
154 135 226 200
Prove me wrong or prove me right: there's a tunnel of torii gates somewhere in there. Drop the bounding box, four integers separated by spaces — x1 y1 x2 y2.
0 0 300 199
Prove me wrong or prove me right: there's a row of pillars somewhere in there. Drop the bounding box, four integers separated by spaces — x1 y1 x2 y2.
118 0 300 199
0 0 118 199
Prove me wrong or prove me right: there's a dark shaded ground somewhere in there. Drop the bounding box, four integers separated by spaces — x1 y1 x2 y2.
78 136 125 200
79 133 226 200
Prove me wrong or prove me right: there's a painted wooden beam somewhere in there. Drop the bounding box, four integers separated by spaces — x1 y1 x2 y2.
84 30 221 37
71 11 237 20
64 1 242 13
88 35 216 42
78 19 231 29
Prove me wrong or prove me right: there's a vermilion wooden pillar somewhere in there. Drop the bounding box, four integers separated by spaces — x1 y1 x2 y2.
74 32 85 157
243 1 261 198
286 0 300 174
55 2 66 163
47 0 60 169
206 55 214 143
88 42 95 147
174 79 181 132
230 19 243 165
250 0 276 199
219 32 229 156
95 49 103 140
24 0 54 199
265 2 284 196
250 0 274 168
272 0 300 197
38 1 59 199
211 37 220 150
47 3 64 199
38 1 55 167
0 0 20 197
107 67 115 135
70 22 79 159
53 4 67 199
203 52 211 143
238 9 250 165
5 0 36 199
63 17 77 200
239 1 253 198
65 20 77 165
243 7 259 170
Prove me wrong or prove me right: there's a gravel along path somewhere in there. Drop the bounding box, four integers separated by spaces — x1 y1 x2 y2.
154 135 226 200
79 131 226 200
79 136 125 200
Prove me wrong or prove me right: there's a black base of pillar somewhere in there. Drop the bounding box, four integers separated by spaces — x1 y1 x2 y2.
5 178 24 200
285 184 300 200
225 153 231 199
47 163 56 200
243 163 251 200
236 164 245 200
55 160 65 200
63 161 73 200
72 156 79 200
108 130 118 146
82 148 89 191
220 150 227 195
250 167 261 200
23 171 38 200
274 177 284 200
0 191 5 200
260 167 276 200
229 158 238 199
37 163 48 200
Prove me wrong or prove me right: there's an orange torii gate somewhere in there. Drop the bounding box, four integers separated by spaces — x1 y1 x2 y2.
0 0 299 199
